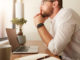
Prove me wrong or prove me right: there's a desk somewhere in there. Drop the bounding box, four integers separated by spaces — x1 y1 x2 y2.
0 40 60 60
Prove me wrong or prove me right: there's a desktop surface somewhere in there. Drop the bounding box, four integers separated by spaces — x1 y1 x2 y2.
0 40 60 60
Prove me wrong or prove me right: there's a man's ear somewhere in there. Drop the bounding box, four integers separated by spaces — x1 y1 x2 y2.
52 1 58 8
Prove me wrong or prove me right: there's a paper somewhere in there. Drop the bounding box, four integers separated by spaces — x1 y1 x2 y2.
15 53 60 60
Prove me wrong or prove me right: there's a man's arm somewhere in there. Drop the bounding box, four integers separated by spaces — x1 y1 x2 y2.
34 14 53 46
48 23 75 55
37 25 53 46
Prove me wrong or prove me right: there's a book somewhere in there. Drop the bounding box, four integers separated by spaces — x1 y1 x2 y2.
15 53 60 60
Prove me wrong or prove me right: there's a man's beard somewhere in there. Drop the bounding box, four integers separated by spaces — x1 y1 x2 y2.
41 9 53 17
41 13 51 17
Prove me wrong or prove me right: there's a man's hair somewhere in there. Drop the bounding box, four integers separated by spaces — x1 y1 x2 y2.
42 0 63 8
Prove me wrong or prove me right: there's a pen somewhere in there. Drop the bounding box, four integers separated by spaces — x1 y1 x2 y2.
37 55 50 60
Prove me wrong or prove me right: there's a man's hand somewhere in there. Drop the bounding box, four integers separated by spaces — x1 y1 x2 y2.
34 13 48 27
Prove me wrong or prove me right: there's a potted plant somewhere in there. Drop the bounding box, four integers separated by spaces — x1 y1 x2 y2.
12 18 27 45
12 18 27 35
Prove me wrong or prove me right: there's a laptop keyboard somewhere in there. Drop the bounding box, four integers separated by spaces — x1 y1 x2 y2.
15 46 29 52
13 46 38 53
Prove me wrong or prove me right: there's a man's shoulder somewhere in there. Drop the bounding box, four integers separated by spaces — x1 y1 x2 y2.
54 8 74 23
61 8 73 12
57 8 74 19
60 8 74 15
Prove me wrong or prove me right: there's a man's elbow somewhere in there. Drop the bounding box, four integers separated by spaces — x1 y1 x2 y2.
48 46 59 55
48 41 60 55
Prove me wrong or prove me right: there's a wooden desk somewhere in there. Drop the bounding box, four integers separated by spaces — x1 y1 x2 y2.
0 40 60 60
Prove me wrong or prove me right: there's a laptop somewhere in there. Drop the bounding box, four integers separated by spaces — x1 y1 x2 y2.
6 28 38 54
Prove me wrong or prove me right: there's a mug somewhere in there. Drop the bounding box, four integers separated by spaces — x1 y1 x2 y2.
0 45 11 60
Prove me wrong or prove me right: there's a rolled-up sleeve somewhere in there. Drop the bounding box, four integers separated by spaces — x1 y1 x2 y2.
48 23 75 55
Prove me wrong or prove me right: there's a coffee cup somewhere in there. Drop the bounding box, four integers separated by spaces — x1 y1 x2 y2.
0 45 11 60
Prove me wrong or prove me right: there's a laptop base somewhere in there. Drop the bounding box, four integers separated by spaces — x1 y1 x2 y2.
13 46 38 54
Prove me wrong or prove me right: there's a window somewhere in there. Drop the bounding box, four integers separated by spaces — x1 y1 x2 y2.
0 0 15 40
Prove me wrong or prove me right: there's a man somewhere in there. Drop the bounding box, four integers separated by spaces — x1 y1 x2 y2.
34 0 80 60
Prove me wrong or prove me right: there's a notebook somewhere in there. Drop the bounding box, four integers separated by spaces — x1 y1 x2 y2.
15 53 60 60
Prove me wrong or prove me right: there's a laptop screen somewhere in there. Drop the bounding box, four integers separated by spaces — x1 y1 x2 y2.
6 29 20 51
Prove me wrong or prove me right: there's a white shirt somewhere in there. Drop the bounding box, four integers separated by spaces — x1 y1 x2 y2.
48 8 80 60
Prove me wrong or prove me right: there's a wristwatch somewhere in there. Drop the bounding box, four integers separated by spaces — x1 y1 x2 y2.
37 23 44 28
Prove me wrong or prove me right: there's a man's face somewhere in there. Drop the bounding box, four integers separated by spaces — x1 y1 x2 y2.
41 1 53 17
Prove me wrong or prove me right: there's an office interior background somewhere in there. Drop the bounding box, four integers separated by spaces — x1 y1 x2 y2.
0 0 80 41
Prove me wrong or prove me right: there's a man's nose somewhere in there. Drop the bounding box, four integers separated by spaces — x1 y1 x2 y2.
40 6 42 13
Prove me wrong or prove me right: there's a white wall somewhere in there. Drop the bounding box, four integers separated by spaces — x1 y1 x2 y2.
22 0 51 40
22 0 80 41
63 0 80 15
23 0 41 40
